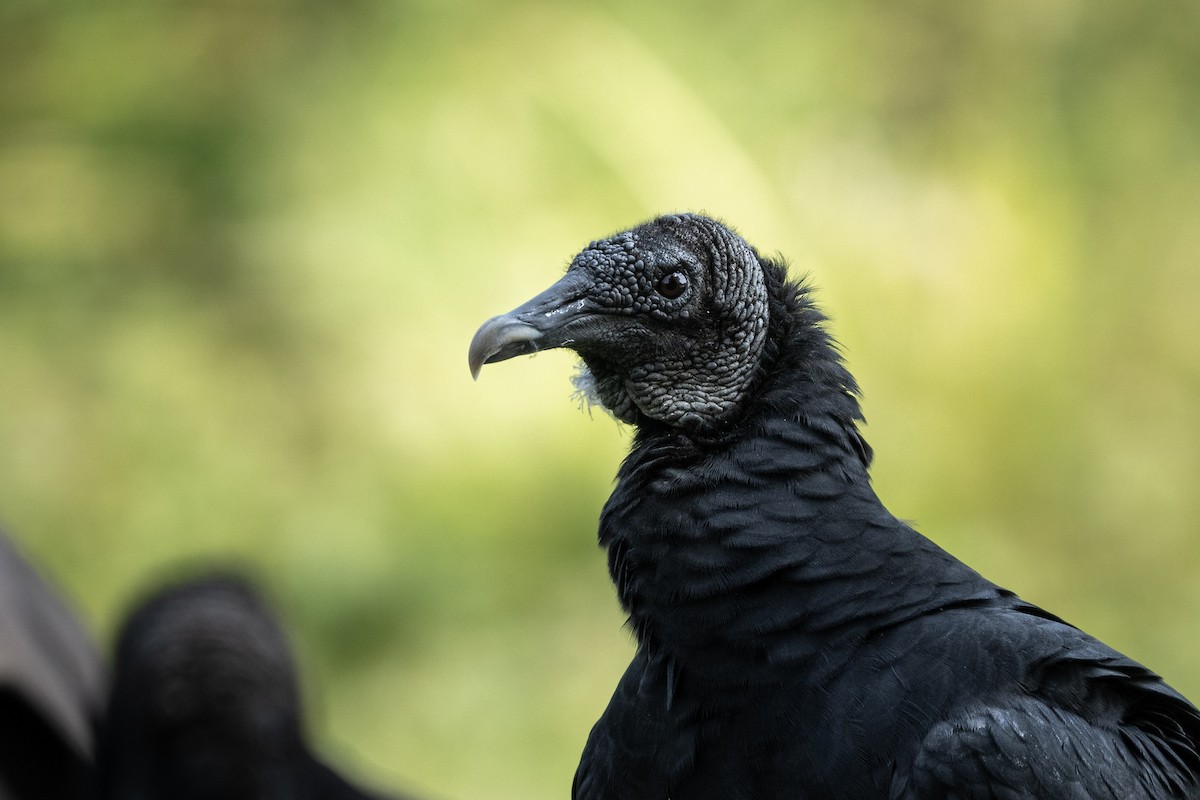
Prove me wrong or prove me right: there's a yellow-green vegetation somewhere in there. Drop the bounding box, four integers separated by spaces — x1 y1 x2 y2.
2 2 1198 798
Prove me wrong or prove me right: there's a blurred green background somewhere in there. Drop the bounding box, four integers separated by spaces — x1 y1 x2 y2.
2 1 1198 797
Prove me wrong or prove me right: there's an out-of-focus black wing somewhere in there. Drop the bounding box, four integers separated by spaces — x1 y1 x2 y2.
0 530 103 800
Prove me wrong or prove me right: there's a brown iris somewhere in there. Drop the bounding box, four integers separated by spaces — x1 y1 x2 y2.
656 271 688 299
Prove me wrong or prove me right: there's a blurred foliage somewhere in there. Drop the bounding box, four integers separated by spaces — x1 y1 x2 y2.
1 0 1199 797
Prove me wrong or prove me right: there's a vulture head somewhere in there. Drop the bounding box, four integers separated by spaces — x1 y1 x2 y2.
469 214 772 431
96 576 305 799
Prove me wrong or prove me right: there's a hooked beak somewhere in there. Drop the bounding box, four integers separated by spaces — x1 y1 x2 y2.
468 270 592 380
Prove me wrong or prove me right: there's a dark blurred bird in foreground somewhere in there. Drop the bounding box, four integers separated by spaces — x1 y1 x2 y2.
0 530 103 800
94 575 406 800
470 213 1200 799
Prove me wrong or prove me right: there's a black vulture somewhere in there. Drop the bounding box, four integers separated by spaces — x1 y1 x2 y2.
0 530 103 800
469 213 1200 799
93 575 407 800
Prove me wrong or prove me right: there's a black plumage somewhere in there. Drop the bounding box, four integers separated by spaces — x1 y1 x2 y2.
470 213 1200 799
0 530 102 800
93 575 404 800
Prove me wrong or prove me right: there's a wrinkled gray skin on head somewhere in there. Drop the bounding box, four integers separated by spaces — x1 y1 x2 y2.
471 214 770 431
569 215 769 429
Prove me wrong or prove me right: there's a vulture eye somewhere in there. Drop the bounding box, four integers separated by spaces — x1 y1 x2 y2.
656 271 689 299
